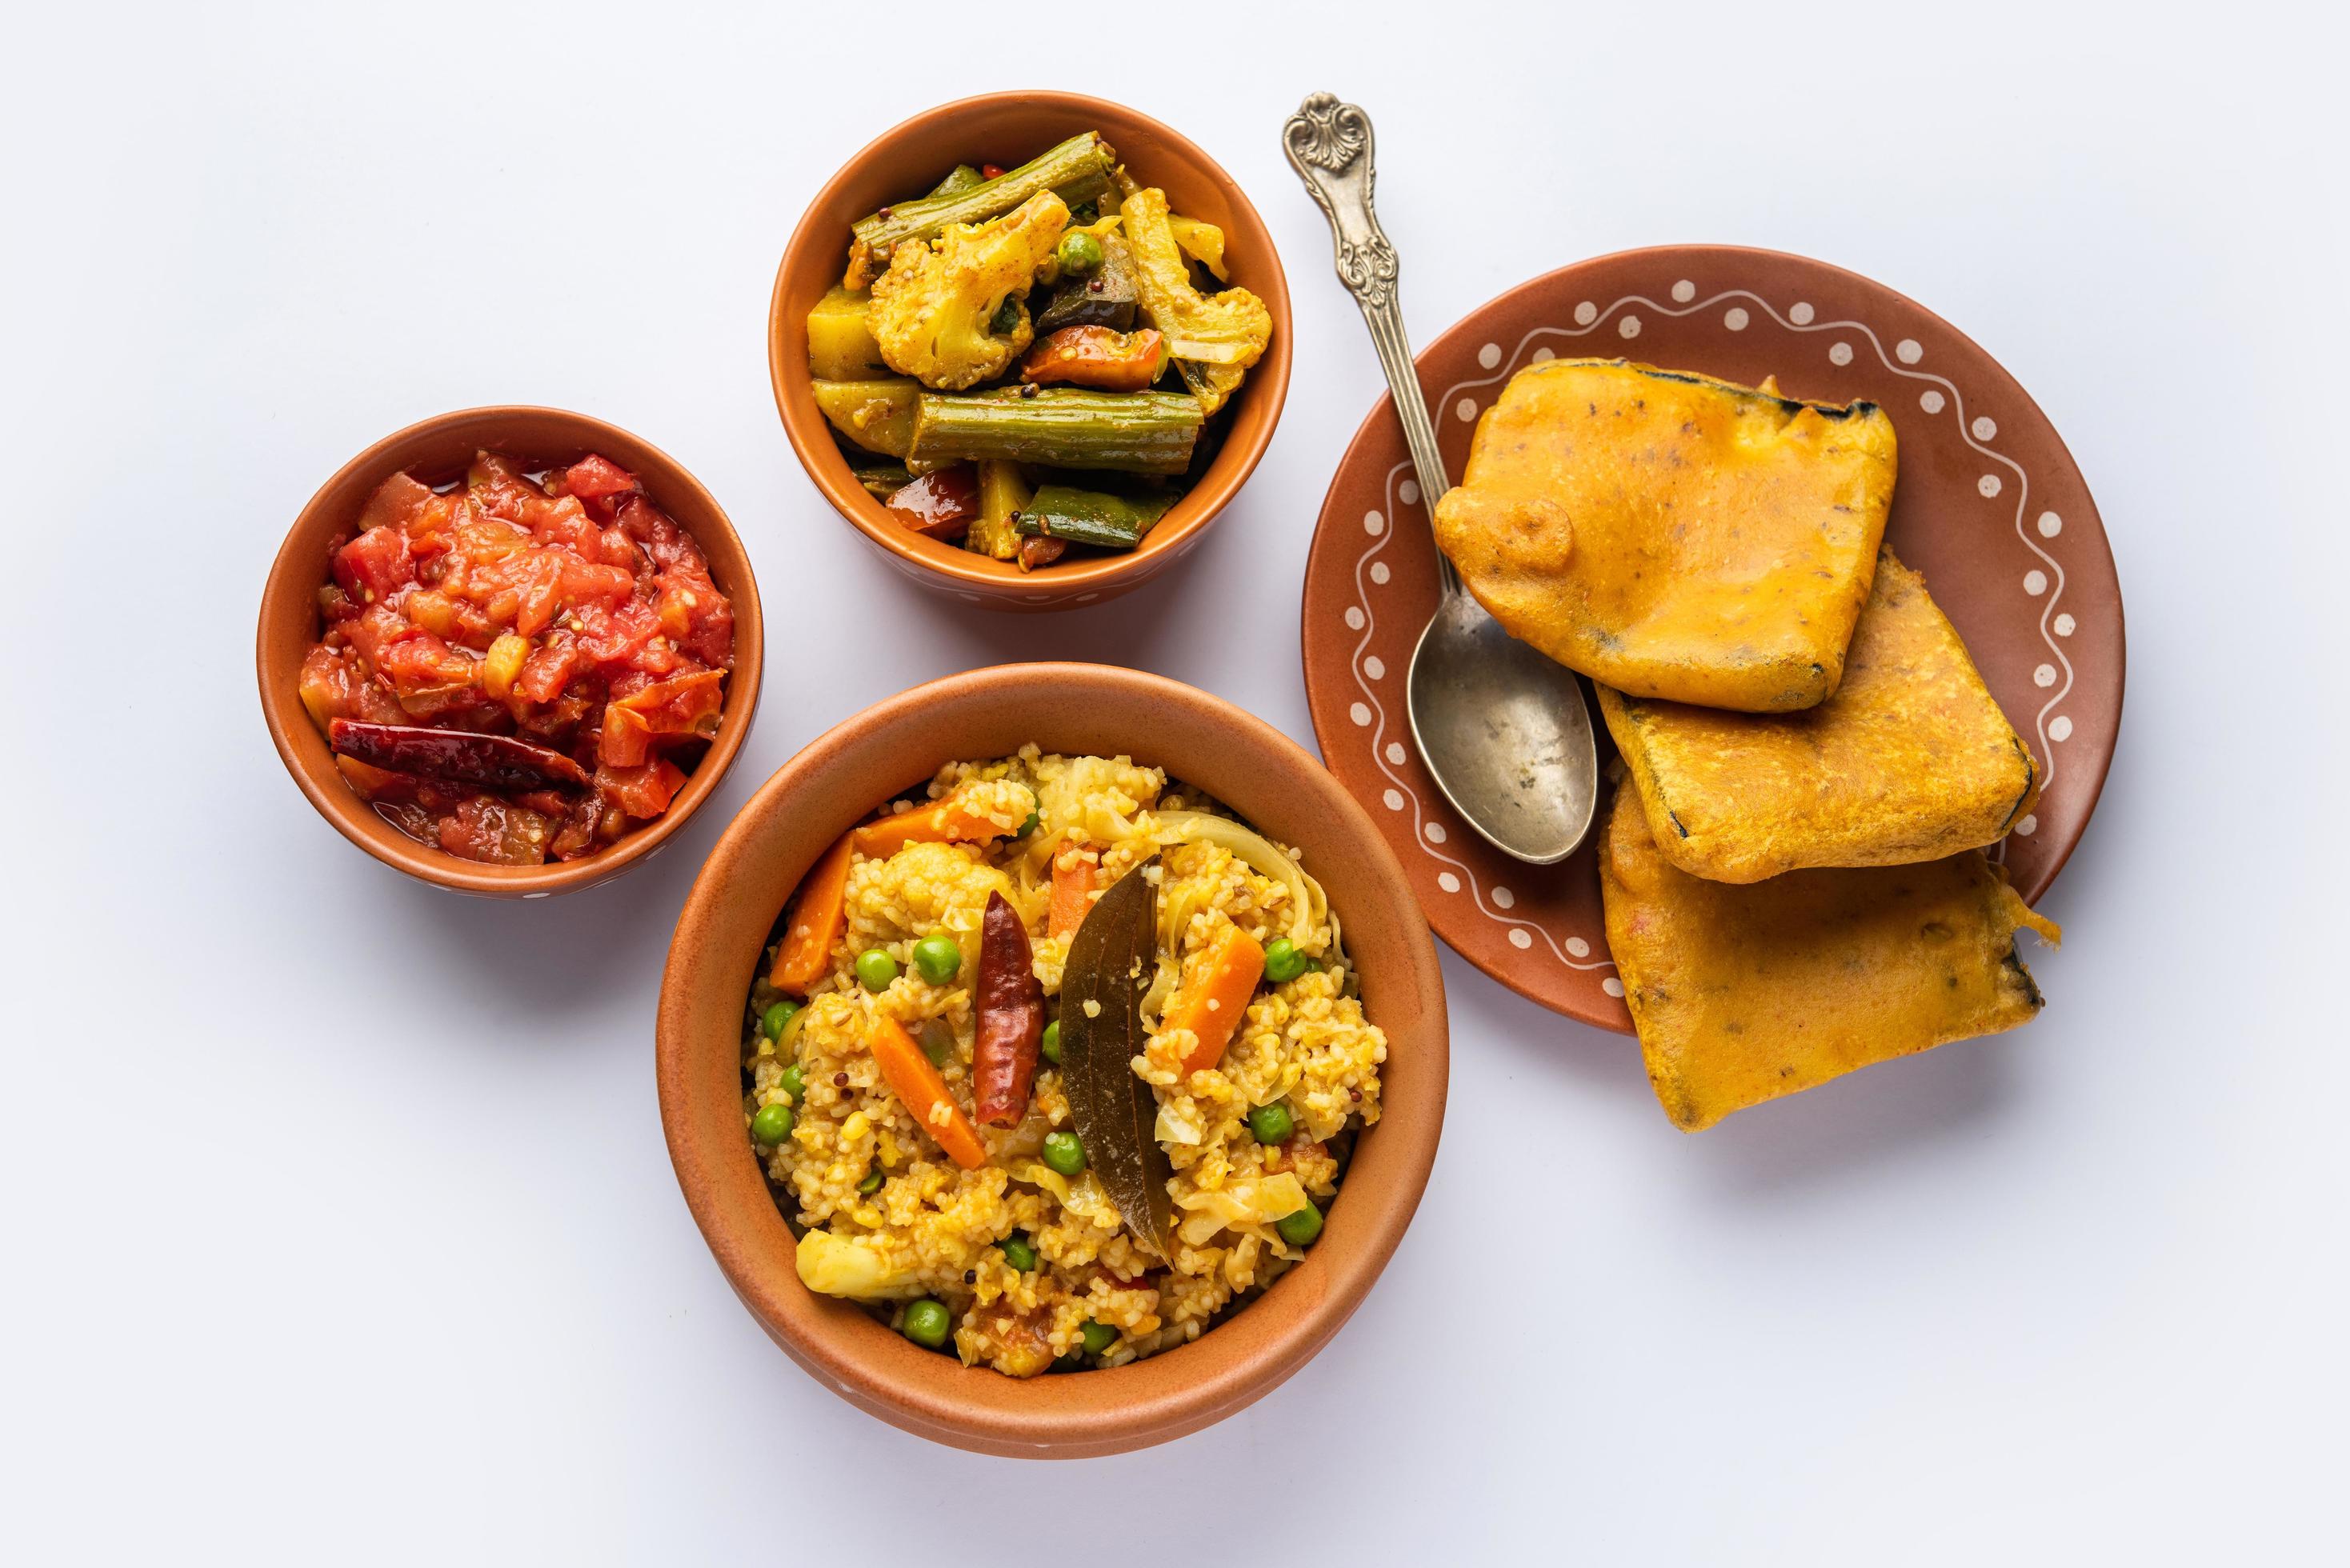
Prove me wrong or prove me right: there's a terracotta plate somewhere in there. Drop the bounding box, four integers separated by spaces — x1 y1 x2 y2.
1301 246 2124 1030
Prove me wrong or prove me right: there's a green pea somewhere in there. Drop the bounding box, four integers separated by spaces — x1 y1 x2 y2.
859 1166 884 1194
762 999 800 1039
913 934 963 986
1040 1019 1061 1066
1001 1233 1038 1272
1276 1201 1323 1247
855 948 899 991
1263 938 1308 985
1079 1319 1116 1355
750 1102 794 1146
1041 1130 1086 1176
918 1019 955 1067
777 1063 807 1104
1055 230 1104 276
1247 1102 1295 1145
903 1298 951 1348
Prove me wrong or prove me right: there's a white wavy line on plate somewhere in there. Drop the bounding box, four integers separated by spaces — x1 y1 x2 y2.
1347 283 2083 967
1351 458 1614 975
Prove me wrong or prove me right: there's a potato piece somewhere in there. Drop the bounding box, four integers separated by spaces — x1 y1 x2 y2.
1597 550 2041 883
811 378 919 459
1433 358 1896 712
806 286 891 381
1599 781 2059 1131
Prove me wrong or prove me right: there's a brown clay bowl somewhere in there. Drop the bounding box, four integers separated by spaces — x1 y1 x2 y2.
769 92 1293 613
257 406 766 898
657 665 1446 1456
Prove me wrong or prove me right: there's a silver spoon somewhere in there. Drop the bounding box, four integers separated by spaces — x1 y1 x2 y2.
1283 93 1599 865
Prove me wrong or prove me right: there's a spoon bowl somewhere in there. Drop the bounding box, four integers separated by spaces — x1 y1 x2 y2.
1407 590 1597 864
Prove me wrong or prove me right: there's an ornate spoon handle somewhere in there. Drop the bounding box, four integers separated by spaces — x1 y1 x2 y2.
1283 92 1458 587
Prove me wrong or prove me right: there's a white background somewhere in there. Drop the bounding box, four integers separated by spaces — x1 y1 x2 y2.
6 2 2344 1562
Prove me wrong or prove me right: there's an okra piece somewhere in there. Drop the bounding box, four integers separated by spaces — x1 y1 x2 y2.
908 390 1203 475
1014 486 1176 552
851 133 1115 275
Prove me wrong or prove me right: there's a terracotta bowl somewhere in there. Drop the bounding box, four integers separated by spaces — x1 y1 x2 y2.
257 406 766 898
657 665 1446 1456
768 92 1293 613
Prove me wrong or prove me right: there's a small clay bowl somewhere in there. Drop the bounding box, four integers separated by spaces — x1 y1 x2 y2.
769 92 1293 613
658 665 1446 1456
257 406 765 898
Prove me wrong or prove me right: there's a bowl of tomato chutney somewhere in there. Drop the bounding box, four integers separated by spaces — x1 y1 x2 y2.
258 406 764 896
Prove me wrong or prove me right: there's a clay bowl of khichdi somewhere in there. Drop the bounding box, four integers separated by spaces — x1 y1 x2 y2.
657 663 1445 1457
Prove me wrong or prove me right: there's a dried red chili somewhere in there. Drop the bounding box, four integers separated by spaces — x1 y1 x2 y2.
972 890 1045 1127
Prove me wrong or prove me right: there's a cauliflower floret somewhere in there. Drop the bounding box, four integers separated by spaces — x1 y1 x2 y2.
870 190 1069 391
1119 187 1272 373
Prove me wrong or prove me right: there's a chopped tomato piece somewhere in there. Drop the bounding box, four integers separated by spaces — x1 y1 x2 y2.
886 466 979 540
565 454 640 503
332 526 414 603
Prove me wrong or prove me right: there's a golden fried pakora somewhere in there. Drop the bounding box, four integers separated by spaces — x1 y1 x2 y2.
1599 782 2060 1131
1596 550 2041 884
1431 358 1897 712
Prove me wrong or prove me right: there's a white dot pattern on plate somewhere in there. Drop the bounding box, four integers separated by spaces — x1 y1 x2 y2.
1671 279 1695 302
1399 479 1420 506
1344 606 1364 630
1507 930 1533 950
1724 306 1748 330
2050 716 2074 742
1979 474 2003 498
1424 822 1447 844
1575 301 1597 325
1530 346 1555 362
1618 314 1641 339
1385 742 1407 764
1455 398 1477 422
1602 977 1625 998
2055 613 2076 636
1973 416 1998 440
1437 872 1460 893
1920 390 1946 413
1492 887 1515 909
1565 937 1590 958
2024 570 2048 596
1896 338 1923 363
2038 510 2063 538
1383 789 1403 810
1369 562 1390 585
1478 342 1502 369
2014 814 2038 837
1363 510 1384 535
1349 702 1372 726
1791 302 1815 324
1829 342 1853 366
1363 655 1385 680
2033 664 2057 687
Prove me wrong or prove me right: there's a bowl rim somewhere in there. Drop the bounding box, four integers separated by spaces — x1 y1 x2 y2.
767 90 1294 601
255 403 766 897
655 663 1447 1456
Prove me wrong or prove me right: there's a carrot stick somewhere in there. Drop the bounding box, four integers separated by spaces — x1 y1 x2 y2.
1169 930 1266 1077
851 798 1009 856
769 832 855 995
1047 847 1099 940
869 1016 987 1170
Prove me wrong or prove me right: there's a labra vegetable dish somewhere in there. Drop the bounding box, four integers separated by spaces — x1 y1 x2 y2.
297 451 735 865
806 132 1275 569
744 750 1383 1375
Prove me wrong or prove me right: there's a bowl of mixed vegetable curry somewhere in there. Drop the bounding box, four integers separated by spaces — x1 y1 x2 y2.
771 93 1291 610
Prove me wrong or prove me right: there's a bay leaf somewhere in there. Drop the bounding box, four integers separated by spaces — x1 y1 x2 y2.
1060 854 1174 1261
